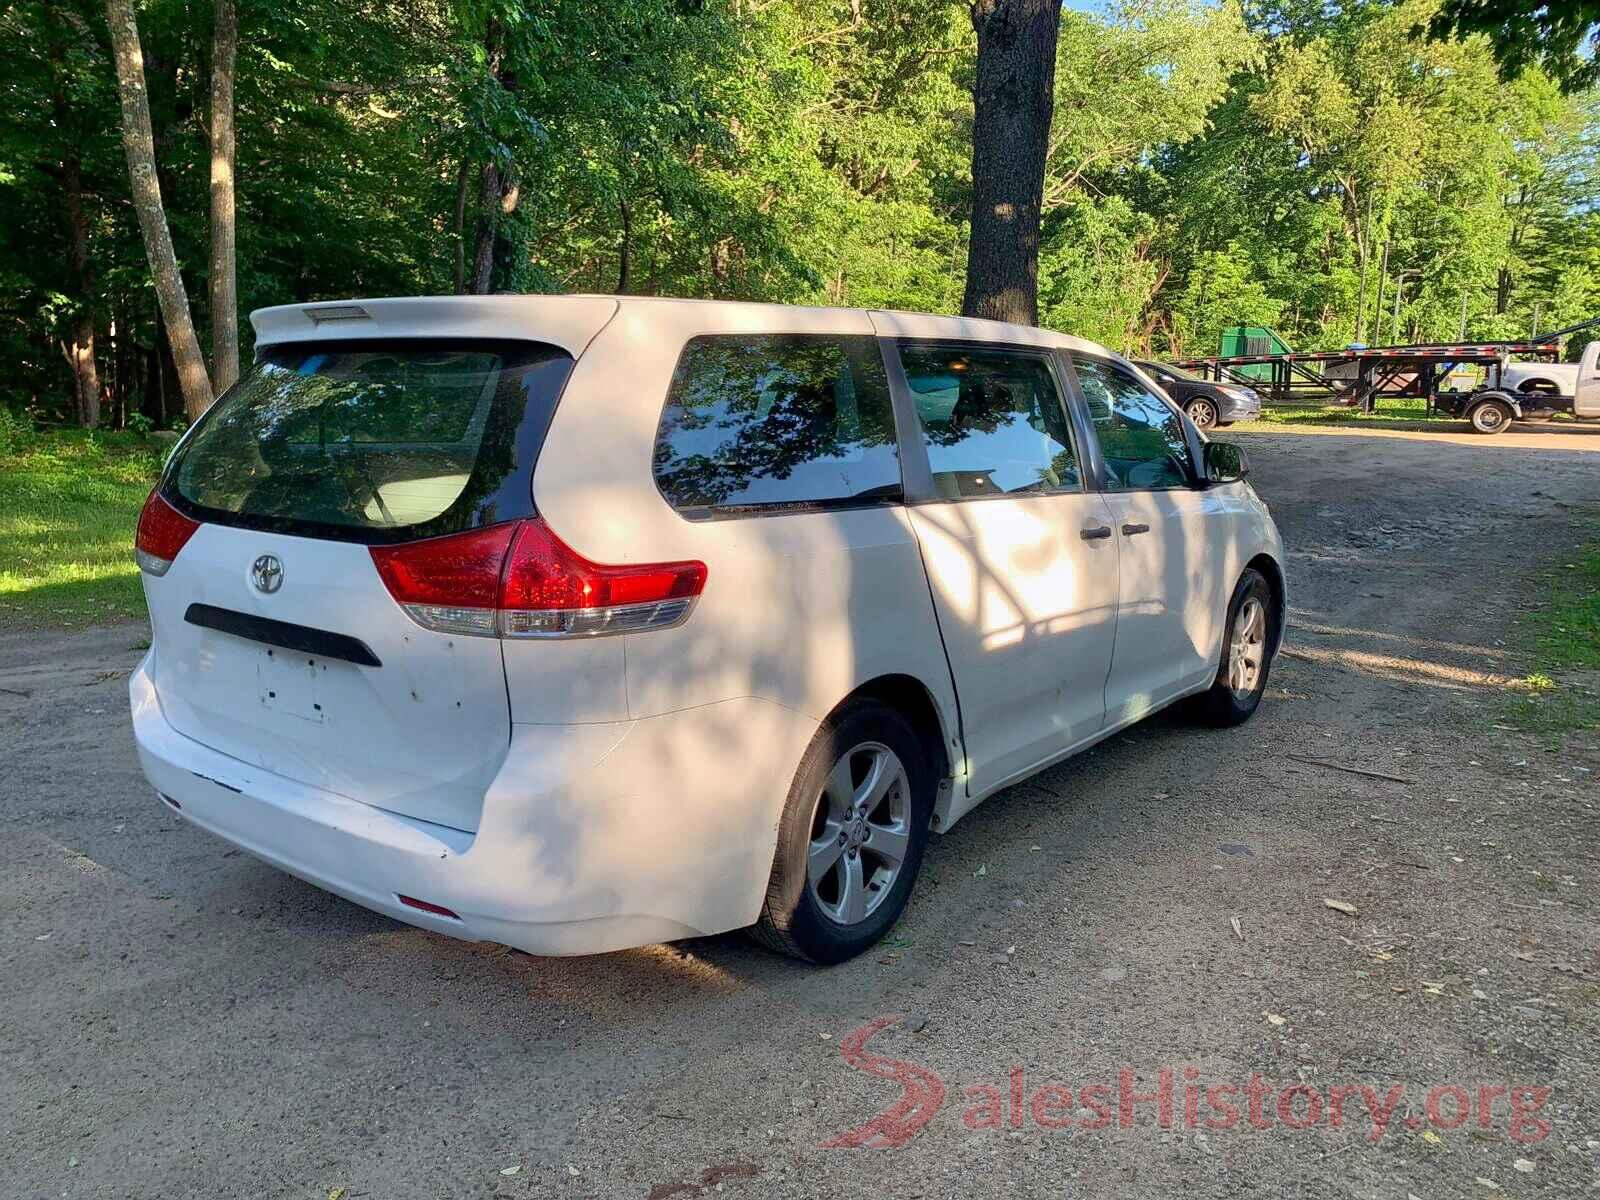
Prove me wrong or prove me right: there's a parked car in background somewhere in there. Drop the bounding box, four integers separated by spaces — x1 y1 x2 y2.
131 296 1287 964
1133 359 1262 429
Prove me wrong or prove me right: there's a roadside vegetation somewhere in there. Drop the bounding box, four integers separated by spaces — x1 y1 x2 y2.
1236 397 1438 428
5 0 1597 440
1507 542 1600 739
0 424 161 629
1235 401 1600 431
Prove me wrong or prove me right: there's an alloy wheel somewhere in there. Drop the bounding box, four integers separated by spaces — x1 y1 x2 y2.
1228 596 1267 695
806 742 911 926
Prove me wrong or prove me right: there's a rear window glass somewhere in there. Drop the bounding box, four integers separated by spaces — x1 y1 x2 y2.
166 340 573 543
652 335 902 517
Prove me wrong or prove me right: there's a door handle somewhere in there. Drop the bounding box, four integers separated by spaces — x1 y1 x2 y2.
1080 525 1113 541
1121 523 1151 536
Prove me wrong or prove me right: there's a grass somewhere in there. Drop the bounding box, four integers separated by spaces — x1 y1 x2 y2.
1505 544 1600 741
0 429 164 630
1236 397 1596 432
1233 396 1445 430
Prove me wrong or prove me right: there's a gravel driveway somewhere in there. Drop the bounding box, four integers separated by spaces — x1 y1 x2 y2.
4 422 1598 1199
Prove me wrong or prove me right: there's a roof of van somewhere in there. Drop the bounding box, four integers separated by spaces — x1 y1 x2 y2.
249 293 1115 359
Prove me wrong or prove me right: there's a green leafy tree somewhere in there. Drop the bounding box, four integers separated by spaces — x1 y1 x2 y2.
1428 0 1600 94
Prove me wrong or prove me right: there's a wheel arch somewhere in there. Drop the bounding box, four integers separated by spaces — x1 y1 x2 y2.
831 673 957 827
1515 377 1562 395
1245 552 1287 656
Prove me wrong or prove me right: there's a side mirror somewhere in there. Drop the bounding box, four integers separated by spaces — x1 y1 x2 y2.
1202 440 1249 485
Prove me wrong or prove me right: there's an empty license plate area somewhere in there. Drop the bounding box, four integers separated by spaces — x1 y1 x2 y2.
257 646 328 724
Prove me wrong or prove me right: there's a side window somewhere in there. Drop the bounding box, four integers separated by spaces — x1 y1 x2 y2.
653 335 901 517
898 343 1080 500
1072 357 1195 491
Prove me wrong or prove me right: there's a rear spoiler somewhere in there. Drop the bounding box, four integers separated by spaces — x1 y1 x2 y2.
249 295 619 357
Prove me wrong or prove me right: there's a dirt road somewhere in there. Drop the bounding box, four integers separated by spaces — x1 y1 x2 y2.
3 423 1597 1199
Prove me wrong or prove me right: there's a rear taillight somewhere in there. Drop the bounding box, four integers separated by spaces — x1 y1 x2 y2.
367 523 514 637
369 518 706 639
134 490 201 577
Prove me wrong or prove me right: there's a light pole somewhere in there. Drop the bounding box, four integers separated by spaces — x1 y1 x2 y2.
1391 270 1418 344
1371 241 1390 344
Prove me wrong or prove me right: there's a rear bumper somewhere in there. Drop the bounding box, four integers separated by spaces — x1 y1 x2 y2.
130 658 816 955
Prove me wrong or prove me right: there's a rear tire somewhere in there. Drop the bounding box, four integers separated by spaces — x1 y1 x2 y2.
1468 398 1513 435
753 701 934 964
1192 568 1277 727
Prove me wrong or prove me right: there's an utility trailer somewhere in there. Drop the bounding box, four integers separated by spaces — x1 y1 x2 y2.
1172 316 1600 434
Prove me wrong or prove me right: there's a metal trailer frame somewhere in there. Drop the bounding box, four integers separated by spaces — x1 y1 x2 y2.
1170 317 1600 417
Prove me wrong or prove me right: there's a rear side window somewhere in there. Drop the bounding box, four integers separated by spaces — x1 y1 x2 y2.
166 340 573 543
653 335 902 517
898 343 1080 499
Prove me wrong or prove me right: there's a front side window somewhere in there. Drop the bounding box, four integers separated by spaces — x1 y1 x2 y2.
653 335 901 517
167 340 572 542
1072 356 1195 491
898 344 1080 499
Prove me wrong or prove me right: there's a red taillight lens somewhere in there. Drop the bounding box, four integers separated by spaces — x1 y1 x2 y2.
134 490 201 576
369 518 706 639
500 519 707 611
369 523 515 637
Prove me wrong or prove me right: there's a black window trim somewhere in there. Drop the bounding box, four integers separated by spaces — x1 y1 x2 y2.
1059 350 1207 495
885 336 1092 506
664 491 907 524
651 332 908 524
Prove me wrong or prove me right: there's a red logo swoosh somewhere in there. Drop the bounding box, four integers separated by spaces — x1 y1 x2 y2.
819 1016 946 1150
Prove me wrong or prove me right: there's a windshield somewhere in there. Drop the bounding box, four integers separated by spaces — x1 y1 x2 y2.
166 340 574 543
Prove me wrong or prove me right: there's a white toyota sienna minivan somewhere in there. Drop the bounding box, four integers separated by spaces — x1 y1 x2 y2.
130 296 1285 964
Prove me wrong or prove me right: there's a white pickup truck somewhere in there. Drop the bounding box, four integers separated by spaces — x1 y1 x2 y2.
1498 359 1581 400
1444 341 1600 433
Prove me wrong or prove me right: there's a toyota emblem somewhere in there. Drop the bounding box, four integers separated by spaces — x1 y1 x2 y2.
251 554 284 594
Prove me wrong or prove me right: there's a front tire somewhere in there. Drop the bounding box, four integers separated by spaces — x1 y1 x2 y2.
1186 397 1219 430
1193 568 1277 727
753 702 934 964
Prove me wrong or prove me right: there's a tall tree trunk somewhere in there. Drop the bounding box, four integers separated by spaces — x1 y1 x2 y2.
61 158 102 428
467 21 517 295
453 155 472 294
616 200 632 294
961 0 1060 326
469 161 501 294
50 40 102 428
105 0 214 421
209 0 239 392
